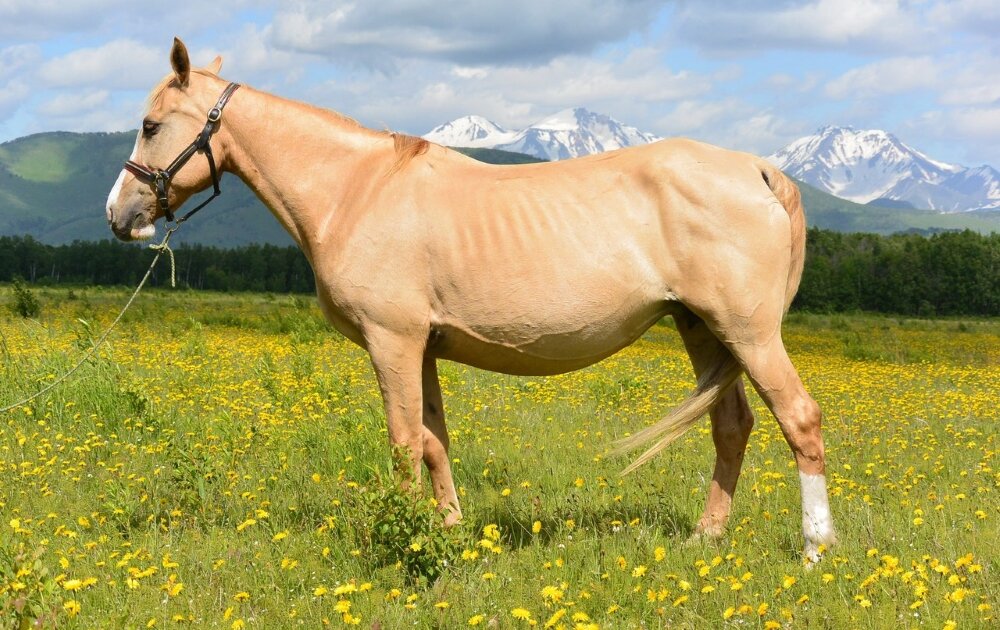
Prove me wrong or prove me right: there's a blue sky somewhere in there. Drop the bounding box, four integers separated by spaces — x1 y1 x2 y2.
2 0 999 167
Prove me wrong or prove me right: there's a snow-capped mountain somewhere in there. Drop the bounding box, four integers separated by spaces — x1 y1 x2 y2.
420 115 519 149
423 108 660 161
768 126 1000 213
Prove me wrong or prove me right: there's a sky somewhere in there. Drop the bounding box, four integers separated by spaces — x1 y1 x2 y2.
2 0 999 167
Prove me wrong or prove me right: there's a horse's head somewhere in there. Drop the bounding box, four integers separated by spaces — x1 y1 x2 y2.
106 38 235 241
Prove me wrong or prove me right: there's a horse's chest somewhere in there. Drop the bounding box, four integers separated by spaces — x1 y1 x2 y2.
314 288 366 348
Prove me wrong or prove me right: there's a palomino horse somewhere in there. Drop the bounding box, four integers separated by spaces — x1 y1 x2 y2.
106 39 836 562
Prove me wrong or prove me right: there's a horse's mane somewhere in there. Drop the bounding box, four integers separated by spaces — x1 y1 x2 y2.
386 133 430 175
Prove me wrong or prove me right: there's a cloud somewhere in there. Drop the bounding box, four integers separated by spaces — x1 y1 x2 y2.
936 53 1000 107
269 0 664 68
306 45 711 137
39 39 163 89
37 90 110 117
672 0 932 55
928 0 1000 38
0 0 130 40
907 106 1000 167
0 80 30 121
654 98 803 155
824 56 940 99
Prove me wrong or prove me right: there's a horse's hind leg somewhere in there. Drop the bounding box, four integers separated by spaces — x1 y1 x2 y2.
728 334 836 563
422 357 461 526
674 310 755 539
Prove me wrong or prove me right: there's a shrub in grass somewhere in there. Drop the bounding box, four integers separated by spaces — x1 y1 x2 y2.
9 278 40 319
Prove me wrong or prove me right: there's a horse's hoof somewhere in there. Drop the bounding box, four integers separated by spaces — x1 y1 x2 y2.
443 510 462 528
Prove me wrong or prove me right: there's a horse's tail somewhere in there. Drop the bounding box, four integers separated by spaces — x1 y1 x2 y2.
759 161 806 312
614 344 743 475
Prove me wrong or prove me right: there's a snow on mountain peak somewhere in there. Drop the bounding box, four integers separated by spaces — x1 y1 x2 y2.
768 126 995 213
423 107 660 161
423 115 517 149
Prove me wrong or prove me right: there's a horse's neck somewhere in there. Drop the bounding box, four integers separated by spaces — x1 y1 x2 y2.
223 87 383 260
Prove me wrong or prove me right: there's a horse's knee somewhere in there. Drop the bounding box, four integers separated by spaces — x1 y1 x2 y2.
783 395 825 471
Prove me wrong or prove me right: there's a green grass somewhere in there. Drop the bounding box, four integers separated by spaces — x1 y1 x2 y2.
0 287 997 628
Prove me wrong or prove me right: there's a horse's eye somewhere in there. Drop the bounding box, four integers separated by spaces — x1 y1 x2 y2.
142 120 160 137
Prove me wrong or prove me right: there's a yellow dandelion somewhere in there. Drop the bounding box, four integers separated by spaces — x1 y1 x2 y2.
511 607 532 621
544 608 566 628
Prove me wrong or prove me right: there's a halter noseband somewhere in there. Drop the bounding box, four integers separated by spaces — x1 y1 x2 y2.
124 82 241 223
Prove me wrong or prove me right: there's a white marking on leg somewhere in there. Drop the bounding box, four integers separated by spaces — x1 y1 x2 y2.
106 131 141 220
800 472 835 563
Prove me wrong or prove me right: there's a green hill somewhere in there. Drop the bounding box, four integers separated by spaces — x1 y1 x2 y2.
0 131 994 246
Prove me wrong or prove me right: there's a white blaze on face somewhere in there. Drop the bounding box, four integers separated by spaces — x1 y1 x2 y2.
799 472 835 560
106 130 141 222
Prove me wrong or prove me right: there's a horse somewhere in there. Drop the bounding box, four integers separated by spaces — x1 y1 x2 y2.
106 38 836 562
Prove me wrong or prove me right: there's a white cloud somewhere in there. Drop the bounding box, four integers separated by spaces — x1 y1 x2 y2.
673 0 932 55
0 0 130 39
906 107 1000 167
308 45 711 137
824 56 940 99
928 0 1000 38
936 53 1000 107
0 80 30 120
269 0 664 67
39 39 162 89
37 90 110 117
0 43 42 73
654 98 802 155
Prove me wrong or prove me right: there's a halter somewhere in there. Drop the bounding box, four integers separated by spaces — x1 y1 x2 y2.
124 82 241 223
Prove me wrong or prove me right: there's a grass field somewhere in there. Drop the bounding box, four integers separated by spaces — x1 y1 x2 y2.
1 287 996 629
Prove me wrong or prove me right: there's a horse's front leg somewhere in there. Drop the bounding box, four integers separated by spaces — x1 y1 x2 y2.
367 330 427 488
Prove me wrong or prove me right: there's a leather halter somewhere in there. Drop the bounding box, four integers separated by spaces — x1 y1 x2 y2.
124 82 241 223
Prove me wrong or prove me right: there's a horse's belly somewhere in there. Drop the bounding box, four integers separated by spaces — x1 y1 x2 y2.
432 291 670 376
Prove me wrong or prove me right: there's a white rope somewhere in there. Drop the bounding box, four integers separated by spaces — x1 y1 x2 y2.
0 226 180 414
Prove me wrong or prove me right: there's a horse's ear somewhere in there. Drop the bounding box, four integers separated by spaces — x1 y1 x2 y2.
205 55 223 75
170 37 191 86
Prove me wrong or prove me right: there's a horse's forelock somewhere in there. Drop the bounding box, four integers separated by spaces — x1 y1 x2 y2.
144 69 220 114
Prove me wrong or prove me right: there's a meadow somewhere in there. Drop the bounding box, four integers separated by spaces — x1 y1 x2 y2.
0 286 996 629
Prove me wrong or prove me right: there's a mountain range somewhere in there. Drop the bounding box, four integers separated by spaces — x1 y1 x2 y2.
767 126 1000 214
424 108 660 161
425 111 1000 217
0 121 995 247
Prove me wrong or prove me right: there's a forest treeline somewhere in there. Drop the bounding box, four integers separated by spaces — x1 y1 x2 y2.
1 228 997 316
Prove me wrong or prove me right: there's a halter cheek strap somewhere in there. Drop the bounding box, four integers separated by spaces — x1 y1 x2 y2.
124 82 241 223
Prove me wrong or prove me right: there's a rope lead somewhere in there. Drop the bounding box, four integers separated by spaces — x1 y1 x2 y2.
0 225 180 414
